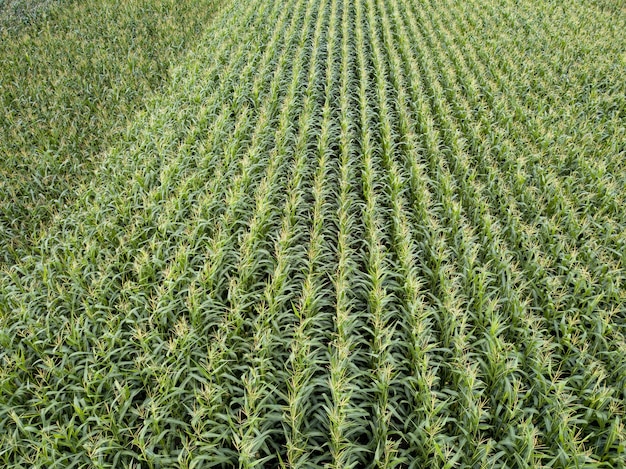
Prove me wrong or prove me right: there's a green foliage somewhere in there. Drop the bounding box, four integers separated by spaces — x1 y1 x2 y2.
1 0 625 467
0 0 222 264
0 0 64 30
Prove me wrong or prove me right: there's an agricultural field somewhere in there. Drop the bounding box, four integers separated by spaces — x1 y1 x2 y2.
1 0 625 467
0 0 223 264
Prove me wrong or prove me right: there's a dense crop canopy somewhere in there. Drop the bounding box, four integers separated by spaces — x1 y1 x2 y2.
0 0 223 264
1 0 625 467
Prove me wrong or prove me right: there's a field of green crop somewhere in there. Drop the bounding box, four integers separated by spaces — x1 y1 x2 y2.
0 0 223 264
1 0 625 467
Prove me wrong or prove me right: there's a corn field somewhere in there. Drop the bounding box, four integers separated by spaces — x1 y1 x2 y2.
1 0 625 467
